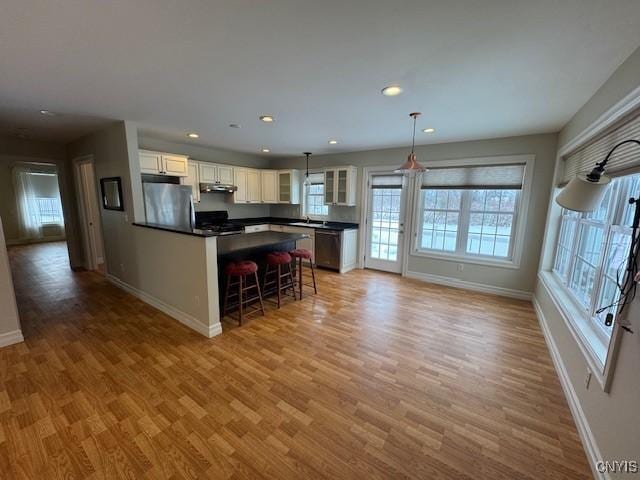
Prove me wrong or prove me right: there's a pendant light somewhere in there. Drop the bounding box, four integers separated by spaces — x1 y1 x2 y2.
303 152 312 187
395 112 427 175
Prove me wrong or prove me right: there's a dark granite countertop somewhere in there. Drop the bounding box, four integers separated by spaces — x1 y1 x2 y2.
228 217 359 230
134 222 219 238
216 231 307 255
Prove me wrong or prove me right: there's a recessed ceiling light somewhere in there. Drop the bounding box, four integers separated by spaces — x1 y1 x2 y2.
39 110 57 116
261 148 270 153
328 139 338 145
422 128 435 133
187 132 199 138
259 115 274 123
229 123 241 128
381 85 403 97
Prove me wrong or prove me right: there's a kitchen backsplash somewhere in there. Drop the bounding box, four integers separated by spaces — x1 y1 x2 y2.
197 195 358 222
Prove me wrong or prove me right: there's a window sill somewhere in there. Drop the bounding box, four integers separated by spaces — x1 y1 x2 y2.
411 248 520 269
538 271 608 388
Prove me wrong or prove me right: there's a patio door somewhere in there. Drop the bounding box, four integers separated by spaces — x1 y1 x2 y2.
365 173 407 273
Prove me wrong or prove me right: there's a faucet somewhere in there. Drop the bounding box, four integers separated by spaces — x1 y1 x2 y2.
305 216 311 224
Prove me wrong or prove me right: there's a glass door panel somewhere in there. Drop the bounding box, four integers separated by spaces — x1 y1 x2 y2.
337 169 348 204
324 170 335 204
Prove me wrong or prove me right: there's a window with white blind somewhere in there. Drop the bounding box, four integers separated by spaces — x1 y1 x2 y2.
553 173 639 341
303 173 328 218
414 159 529 265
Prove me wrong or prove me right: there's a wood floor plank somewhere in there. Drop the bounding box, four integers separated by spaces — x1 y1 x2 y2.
0 241 593 479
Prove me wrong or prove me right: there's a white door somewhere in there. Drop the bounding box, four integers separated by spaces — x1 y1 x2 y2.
217 165 234 184
199 163 218 183
234 168 248 203
261 170 278 203
247 169 261 203
162 155 188 177
77 159 104 271
139 152 162 174
365 173 407 273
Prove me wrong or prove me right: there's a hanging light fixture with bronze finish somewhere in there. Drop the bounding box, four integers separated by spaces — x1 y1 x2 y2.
395 112 427 175
303 152 312 187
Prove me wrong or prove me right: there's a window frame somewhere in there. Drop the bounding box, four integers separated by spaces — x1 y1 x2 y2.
410 155 534 269
302 175 329 220
551 176 635 348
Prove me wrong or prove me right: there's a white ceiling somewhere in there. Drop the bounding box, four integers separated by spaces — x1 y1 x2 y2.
1 1 639 155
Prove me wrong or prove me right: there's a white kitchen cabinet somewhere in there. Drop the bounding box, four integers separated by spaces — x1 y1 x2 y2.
247 169 261 203
199 163 218 183
278 170 300 204
217 165 234 185
234 168 248 203
139 151 163 174
244 224 270 233
199 163 235 185
324 166 357 206
340 228 358 273
139 150 188 177
182 160 201 203
260 170 278 203
163 155 189 177
280 226 315 262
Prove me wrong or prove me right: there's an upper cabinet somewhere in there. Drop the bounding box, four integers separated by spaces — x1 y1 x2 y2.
260 170 278 204
234 168 261 204
199 163 235 185
324 166 357 206
278 170 300 204
246 169 261 203
139 150 188 177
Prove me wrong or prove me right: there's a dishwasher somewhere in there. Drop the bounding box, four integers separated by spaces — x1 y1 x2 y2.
314 229 341 270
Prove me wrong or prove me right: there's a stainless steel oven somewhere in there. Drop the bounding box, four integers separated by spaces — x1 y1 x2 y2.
315 229 341 270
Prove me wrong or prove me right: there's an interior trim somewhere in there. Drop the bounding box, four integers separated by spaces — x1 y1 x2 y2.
0 329 24 349
106 273 222 338
532 296 606 480
405 270 532 300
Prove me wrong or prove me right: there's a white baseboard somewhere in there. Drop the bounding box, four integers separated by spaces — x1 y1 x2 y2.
106 274 221 338
0 329 24 348
405 270 532 300
6 236 66 246
532 296 605 480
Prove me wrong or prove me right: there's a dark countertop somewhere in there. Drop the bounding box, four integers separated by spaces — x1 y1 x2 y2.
228 217 359 230
134 222 218 238
216 231 307 255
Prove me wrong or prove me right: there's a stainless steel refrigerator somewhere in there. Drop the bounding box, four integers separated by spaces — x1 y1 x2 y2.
143 183 195 230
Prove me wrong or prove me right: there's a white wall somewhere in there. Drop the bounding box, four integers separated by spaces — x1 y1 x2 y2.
67 122 221 336
0 216 23 347
535 46 640 478
271 133 559 294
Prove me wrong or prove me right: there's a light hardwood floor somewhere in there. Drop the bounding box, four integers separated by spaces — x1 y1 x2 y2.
1 242 592 479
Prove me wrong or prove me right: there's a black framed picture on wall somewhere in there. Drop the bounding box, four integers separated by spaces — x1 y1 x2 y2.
100 177 124 211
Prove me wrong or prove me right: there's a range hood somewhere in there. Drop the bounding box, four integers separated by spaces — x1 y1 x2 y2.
200 183 237 193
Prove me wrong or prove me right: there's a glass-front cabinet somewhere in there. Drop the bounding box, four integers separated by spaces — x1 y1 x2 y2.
324 166 357 206
278 170 300 204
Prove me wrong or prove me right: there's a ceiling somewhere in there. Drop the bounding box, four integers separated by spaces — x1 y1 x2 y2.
1 1 639 155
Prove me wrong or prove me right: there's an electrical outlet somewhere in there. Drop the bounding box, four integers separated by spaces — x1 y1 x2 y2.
120 263 125 273
457 263 464 272
584 370 592 390
194 295 200 306
124 214 129 223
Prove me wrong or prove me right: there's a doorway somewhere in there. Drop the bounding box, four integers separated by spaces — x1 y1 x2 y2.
364 172 408 273
74 156 104 272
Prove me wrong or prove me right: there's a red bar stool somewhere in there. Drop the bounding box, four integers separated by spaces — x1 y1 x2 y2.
290 249 317 300
222 261 265 325
263 252 296 308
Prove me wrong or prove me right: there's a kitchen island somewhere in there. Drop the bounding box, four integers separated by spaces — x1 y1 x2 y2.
130 222 306 338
